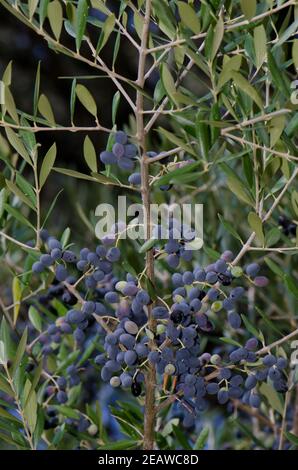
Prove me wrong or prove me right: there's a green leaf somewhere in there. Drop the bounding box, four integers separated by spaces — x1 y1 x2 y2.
76 0 88 51
291 190 298 218
285 275 298 299
152 0 176 39
77 335 99 367
42 188 63 228
39 0 50 26
196 113 210 161
220 337 242 348
0 341 7 365
210 15 224 62
12 277 22 326
293 40 298 71
284 431 298 447
145 277 157 302
264 257 284 278
240 0 256 20
160 64 178 107
96 14 115 53
218 214 243 242
39 142 57 188
5 128 32 166
241 314 262 340
16 173 36 207
268 51 290 97
52 405 80 420
194 427 209 450
235 419 266 449
172 425 192 449
98 440 139 450
218 55 242 89
54 167 98 182
2 61 12 86
265 227 280 247
155 162 201 186
83 135 97 173
70 78 77 125
33 61 41 118
231 72 263 110
5 179 36 211
95 166 115 185
28 306 42 333
112 91 120 126
38 94 55 126
254 25 267 69
256 307 283 336
270 115 286 147
23 379 37 434
61 227 71 248
0 376 12 395
225 174 254 207
4 85 19 124
0 318 13 364
0 188 6 220
273 19 298 50
0 406 21 423
28 0 39 19
48 0 63 41
90 0 109 15
157 127 197 157
11 328 27 378
259 382 284 415
248 212 264 245
76 84 97 117
177 1 200 34
139 238 156 254
4 203 35 230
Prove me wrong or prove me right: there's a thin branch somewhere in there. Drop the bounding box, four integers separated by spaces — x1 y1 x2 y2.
257 328 298 355
232 167 298 265
86 38 136 112
0 231 38 252
222 109 292 135
224 133 298 163
0 120 114 134
263 168 298 223
248 246 298 252
146 146 185 164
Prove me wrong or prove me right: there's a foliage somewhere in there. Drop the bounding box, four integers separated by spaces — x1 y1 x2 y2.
0 0 297 451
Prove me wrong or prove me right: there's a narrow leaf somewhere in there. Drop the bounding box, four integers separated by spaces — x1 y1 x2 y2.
248 212 264 245
76 0 88 51
12 277 22 326
39 142 57 188
76 84 97 117
83 136 97 173
240 0 256 20
11 328 27 377
177 1 200 34
5 128 32 166
48 0 63 41
38 94 55 126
